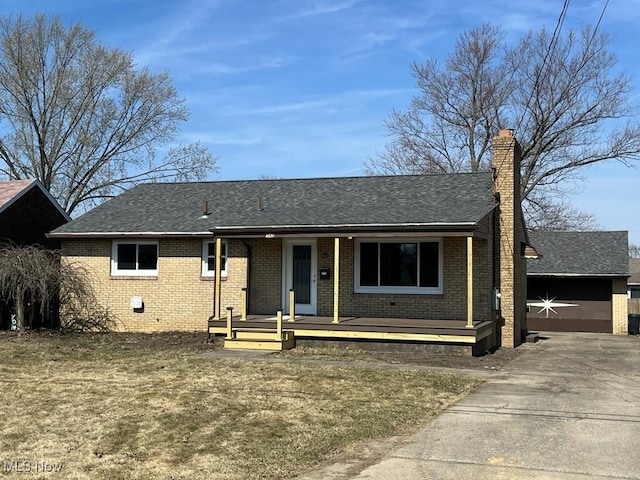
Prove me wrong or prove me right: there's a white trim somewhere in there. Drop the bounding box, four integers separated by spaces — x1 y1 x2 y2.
282 239 317 315
354 238 443 295
111 240 159 277
201 239 228 277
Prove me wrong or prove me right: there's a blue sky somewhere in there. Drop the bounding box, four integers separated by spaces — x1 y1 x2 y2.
9 0 640 244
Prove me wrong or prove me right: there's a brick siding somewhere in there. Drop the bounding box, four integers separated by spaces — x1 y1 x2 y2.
62 238 248 332
245 236 495 321
245 238 282 314
612 277 629 335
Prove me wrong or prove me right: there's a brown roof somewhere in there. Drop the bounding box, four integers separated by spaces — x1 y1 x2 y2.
0 179 36 211
0 179 70 221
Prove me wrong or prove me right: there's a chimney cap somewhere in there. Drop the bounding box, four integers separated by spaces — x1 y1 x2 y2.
498 129 514 137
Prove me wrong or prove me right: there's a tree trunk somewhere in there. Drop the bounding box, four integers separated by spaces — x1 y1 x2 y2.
15 289 25 333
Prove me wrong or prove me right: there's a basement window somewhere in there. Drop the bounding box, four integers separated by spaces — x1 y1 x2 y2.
354 238 442 294
111 241 158 276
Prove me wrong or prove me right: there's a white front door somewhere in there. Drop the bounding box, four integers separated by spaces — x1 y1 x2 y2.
283 239 317 315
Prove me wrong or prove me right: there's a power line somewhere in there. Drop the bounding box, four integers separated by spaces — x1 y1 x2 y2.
586 0 609 50
514 0 571 138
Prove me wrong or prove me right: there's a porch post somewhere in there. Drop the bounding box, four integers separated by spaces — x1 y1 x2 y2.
288 289 296 322
241 288 247 321
333 237 340 324
466 236 474 328
225 307 233 339
276 310 283 339
214 236 223 320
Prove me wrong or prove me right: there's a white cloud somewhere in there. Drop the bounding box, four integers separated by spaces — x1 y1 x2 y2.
278 0 362 21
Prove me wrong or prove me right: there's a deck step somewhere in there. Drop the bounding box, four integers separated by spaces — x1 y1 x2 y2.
224 331 295 351
233 328 277 337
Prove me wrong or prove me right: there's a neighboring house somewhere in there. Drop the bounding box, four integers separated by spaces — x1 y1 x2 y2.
526 231 629 334
0 179 71 329
0 179 70 249
628 258 640 315
49 130 529 353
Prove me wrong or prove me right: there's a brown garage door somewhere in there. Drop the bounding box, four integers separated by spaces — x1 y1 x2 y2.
527 277 612 333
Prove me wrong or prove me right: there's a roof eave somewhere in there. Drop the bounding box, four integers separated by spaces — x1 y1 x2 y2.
210 222 485 238
47 231 213 239
527 272 630 278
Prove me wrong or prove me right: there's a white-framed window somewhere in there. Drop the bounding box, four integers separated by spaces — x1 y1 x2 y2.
111 241 159 276
202 240 228 277
354 238 443 294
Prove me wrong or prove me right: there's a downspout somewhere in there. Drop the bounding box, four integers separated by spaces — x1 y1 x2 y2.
493 192 501 297
492 192 503 341
242 241 252 314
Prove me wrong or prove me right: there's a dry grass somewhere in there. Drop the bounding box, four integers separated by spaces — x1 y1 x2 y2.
274 344 523 370
0 332 481 479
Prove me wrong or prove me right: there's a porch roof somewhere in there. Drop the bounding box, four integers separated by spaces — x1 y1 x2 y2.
210 222 488 238
49 173 495 238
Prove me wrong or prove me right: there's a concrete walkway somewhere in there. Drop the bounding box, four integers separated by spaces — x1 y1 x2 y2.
345 333 640 479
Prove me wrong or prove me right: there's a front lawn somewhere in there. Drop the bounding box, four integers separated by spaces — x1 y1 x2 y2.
0 332 481 479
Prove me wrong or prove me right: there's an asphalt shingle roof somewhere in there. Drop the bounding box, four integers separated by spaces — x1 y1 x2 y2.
51 173 495 235
629 258 640 284
527 230 629 277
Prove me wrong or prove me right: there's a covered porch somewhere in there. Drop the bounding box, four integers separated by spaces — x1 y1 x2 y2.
208 217 496 350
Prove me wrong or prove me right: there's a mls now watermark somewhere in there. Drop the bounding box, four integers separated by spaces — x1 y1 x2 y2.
3 460 64 474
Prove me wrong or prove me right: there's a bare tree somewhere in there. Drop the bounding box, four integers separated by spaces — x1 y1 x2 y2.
0 244 58 331
0 244 117 332
526 194 599 232
57 259 119 333
629 244 640 259
0 14 216 214
367 24 640 229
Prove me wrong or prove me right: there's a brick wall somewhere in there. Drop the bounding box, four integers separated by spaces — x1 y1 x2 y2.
65 232 499 332
62 238 248 332
246 238 282 314
493 130 527 348
233 236 495 321
612 277 629 335
316 236 493 320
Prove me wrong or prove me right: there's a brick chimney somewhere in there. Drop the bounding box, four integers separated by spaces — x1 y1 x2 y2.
493 129 527 348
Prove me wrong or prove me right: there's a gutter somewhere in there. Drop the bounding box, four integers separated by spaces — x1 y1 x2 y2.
210 222 483 238
47 231 213 239
527 273 631 278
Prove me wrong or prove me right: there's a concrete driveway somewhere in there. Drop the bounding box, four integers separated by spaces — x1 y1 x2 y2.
352 333 640 479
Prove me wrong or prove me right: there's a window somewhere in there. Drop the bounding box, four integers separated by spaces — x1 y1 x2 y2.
202 240 228 277
111 241 158 276
355 239 442 294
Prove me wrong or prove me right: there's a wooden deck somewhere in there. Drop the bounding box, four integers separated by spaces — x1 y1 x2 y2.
208 315 495 344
